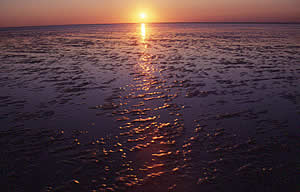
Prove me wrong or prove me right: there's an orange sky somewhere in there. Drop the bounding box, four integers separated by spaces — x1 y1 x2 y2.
0 0 300 27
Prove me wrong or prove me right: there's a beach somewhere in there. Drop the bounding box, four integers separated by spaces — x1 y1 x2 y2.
0 23 299 191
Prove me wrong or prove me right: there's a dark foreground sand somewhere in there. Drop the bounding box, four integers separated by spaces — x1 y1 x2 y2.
0 23 299 191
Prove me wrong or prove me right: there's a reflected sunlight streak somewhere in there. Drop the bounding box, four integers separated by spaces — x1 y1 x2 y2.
141 23 146 41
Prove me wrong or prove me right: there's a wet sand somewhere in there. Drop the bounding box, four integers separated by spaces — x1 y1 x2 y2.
0 23 299 192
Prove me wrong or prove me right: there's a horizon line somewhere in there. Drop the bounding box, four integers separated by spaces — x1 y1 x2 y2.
1 21 300 29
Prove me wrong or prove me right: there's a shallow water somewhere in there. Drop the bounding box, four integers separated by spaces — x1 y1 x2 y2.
0 23 299 192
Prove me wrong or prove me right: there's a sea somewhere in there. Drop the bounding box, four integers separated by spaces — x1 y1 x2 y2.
0 23 299 192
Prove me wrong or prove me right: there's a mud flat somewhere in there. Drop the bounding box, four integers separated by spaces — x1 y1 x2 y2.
0 23 299 192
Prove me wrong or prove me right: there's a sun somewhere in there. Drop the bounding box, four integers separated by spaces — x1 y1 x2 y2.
140 13 147 20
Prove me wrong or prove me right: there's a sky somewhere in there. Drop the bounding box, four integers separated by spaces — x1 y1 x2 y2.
0 0 300 27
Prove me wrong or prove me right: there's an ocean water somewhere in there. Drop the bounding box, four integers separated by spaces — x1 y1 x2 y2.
0 23 299 192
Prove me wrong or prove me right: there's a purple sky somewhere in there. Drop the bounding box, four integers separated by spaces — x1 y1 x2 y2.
1 0 300 27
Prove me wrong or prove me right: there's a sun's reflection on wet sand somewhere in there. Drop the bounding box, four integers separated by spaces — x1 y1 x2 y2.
139 23 152 77
141 23 146 42
113 23 187 191
1 21 299 191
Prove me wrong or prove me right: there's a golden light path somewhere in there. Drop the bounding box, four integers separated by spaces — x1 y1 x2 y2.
139 12 147 41
141 23 146 41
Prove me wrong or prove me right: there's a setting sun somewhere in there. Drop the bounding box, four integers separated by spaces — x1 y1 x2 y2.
140 13 147 20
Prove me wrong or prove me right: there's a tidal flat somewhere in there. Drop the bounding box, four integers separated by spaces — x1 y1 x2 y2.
0 23 299 192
